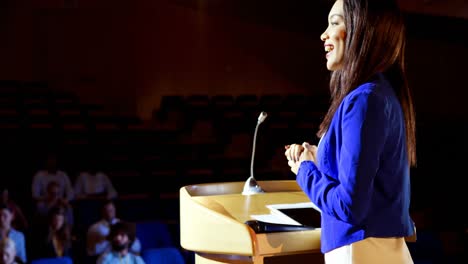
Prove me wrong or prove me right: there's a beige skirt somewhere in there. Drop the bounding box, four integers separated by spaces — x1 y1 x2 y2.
324 237 414 264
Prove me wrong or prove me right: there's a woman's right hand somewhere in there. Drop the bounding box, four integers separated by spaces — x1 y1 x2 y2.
284 143 305 162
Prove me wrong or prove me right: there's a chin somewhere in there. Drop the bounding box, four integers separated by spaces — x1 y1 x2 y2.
327 61 342 71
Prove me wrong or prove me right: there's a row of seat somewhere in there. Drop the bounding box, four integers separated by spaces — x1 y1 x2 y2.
30 247 186 264
158 93 328 109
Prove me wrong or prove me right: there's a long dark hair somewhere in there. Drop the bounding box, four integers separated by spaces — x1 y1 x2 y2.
318 0 416 166
47 205 72 250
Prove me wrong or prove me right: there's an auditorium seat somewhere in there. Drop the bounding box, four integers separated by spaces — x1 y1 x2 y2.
136 220 174 252
30 257 73 264
141 247 185 264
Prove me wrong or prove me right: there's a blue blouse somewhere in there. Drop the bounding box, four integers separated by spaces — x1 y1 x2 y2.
297 74 415 253
5 229 26 263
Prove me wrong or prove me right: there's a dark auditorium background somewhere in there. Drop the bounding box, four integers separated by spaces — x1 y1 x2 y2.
0 0 467 263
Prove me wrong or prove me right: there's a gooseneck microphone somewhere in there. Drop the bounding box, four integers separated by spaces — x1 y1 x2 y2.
242 111 268 195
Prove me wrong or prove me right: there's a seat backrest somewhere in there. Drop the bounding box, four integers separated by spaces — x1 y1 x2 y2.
30 257 73 264
136 221 174 251
141 247 185 264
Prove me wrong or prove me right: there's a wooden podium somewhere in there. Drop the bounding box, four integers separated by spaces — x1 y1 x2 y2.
179 180 323 264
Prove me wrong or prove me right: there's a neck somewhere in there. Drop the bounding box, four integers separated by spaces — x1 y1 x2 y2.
118 248 129 256
0 227 10 238
0 226 11 232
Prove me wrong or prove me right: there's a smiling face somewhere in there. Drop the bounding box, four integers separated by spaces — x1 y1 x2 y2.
321 0 347 71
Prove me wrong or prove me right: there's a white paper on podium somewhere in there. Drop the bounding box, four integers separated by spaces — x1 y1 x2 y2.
250 212 302 225
251 202 321 226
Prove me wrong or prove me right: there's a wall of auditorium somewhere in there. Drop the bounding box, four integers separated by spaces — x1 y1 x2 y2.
0 1 466 121
0 2 328 120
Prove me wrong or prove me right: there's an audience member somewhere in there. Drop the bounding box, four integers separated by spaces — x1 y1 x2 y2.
34 181 74 228
0 205 26 263
87 200 141 258
74 158 118 200
0 237 22 264
31 153 74 203
1 189 27 232
96 221 145 264
34 205 73 259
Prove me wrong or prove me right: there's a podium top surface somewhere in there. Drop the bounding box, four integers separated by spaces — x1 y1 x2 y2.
184 180 304 197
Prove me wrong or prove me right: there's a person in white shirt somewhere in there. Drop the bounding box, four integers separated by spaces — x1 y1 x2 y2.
74 159 118 200
87 200 141 257
31 154 74 203
34 181 74 229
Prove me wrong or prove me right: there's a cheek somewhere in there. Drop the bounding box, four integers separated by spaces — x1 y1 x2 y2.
336 31 346 47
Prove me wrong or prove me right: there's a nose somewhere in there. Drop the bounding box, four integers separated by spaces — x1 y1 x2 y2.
320 31 328 41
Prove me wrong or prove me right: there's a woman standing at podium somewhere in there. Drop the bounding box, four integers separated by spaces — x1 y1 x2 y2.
285 0 416 263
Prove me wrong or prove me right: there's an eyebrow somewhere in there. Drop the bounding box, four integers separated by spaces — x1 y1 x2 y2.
329 14 344 20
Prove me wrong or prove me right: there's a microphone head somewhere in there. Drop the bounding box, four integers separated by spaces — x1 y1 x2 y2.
257 111 268 124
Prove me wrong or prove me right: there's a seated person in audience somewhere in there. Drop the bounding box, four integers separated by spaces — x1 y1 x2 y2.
74 158 118 200
0 205 26 263
34 205 73 259
0 237 23 264
34 181 74 229
1 189 28 232
97 221 145 264
31 153 74 203
87 200 141 258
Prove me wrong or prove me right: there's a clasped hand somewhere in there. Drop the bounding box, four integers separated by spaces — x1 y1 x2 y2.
284 142 318 174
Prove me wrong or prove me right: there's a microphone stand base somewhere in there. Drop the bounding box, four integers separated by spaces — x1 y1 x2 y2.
242 176 265 195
